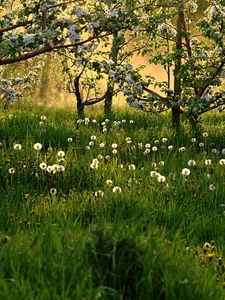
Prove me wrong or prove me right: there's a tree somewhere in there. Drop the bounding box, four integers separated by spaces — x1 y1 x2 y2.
120 0 225 127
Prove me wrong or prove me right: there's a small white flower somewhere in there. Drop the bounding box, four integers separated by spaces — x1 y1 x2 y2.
150 171 160 178
86 146 91 150
179 147 186 152
154 140 159 144
57 165 65 172
128 164 136 171
168 145 173 150
221 149 225 155
209 184 216 191
129 120 134 124
58 150 65 158
157 175 166 183
211 149 218 154
106 179 113 186
199 143 204 148
162 138 167 143
188 160 196 167
91 135 96 141
97 154 103 160
14 144 22 150
89 141 94 147
219 159 225 165
112 143 118 149
203 132 208 138
33 143 42 151
145 143 151 148
191 138 197 143
8 167 16 174
39 162 47 170
105 155 110 160
112 149 118 155
112 186 122 193
40 115 46 121
50 188 57 195
205 159 212 165
181 168 191 176
143 148 151 155
152 146 158 152
99 142 106 148
67 137 73 142
94 190 104 198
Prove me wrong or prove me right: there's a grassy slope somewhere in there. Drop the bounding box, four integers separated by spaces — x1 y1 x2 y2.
0 106 225 299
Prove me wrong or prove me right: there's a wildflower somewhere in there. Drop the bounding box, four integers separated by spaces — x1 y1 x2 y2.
150 171 160 178
219 159 225 165
162 138 168 143
97 154 103 160
143 148 150 155
157 175 166 183
48 147 53 152
188 160 196 167
181 168 191 176
205 159 212 165
159 161 165 166
112 186 122 193
128 164 136 171
222 149 225 155
122 119 126 123
106 179 113 186
152 146 158 152
105 119 109 123
209 184 216 191
94 190 104 198
89 141 94 147
126 137 132 144
129 120 134 124
40 115 46 121
58 150 65 158
39 121 44 126
199 142 204 148
168 145 173 150
57 165 65 172
119 164 123 168
112 149 118 155
179 147 186 152
203 132 208 138
99 142 106 148
105 155 110 160
8 167 16 174
13 144 22 150
211 148 218 154
112 143 118 149
138 143 143 149
92 119 97 124
50 188 57 195
91 135 96 141
67 137 73 142
145 143 151 148
102 127 107 133
33 143 42 151
39 162 47 170
86 146 91 150
191 138 197 143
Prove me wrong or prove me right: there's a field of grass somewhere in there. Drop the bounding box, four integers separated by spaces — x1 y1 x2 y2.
0 106 225 299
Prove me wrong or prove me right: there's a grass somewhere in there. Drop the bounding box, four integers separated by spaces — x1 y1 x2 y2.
0 106 225 299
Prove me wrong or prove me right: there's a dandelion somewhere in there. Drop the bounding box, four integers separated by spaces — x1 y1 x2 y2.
159 161 165 166
40 115 46 121
191 138 197 143
39 162 47 170
150 171 160 178
92 119 97 124
50 188 57 195
99 142 106 148
112 143 118 149
90 135 96 141
199 142 204 148
67 137 73 142
48 147 53 152
122 119 126 123
188 160 196 167
128 164 136 170
143 148 150 155
126 137 132 144
152 146 158 152
219 159 225 165
157 175 166 183
209 184 216 191
89 141 94 147
57 165 65 172
47 166 53 173
162 138 168 143
181 168 191 176
129 120 134 124
211 148 218 154
97 154 103 160
205 159 212 165
179 147 186 152
203 132 208 138
168 145 173 150
106 179 113 186
112 186 122 193
8 167 16 174
94 190 104 198
13 144 22 150
119 164 123 169
145 143 151 148
58 150 65 158
105 155 110 160
102 127 107 133
222 149 225 155
39 121 44 126
33 143 42 151
112 149 118 155
86 146 91 150
138 143 143 149
105 119 109 123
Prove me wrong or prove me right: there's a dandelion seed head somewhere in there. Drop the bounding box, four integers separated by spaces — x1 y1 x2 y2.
8 167 16 174
14 144 22 150
181 168 191 176
188 160 196 167
112 186 122 193
33 143 42 151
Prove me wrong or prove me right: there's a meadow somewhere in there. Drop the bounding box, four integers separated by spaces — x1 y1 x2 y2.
0 106 225 300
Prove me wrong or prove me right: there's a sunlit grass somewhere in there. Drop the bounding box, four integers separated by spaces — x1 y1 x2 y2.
0 106 225 299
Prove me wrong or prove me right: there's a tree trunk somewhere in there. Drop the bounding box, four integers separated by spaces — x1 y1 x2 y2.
172 3 184 128
104 32 121 115
74 77 84 118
